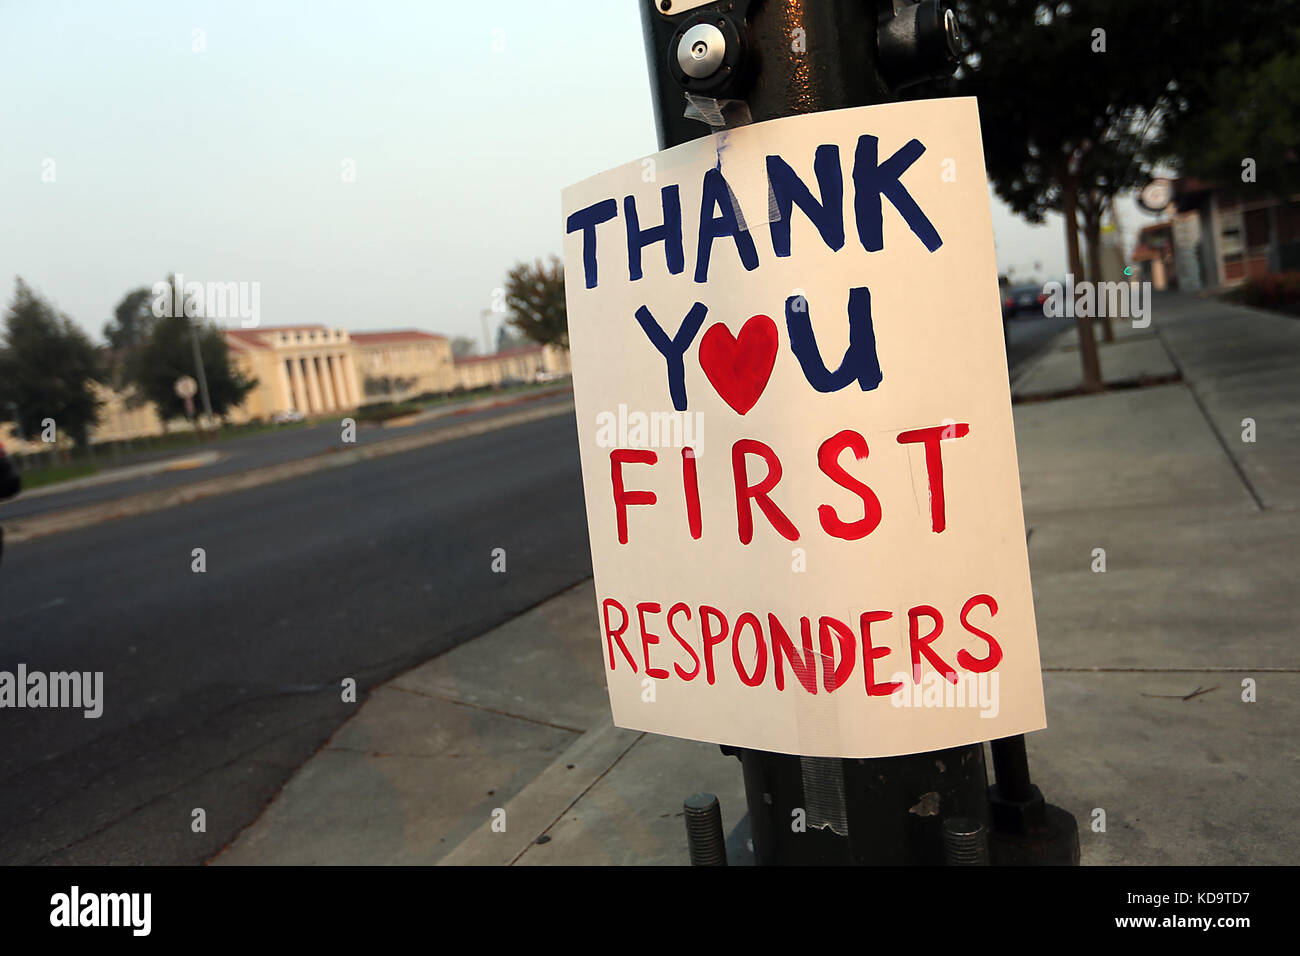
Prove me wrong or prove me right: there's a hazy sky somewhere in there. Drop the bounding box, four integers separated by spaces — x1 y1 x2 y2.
2 1 1117 348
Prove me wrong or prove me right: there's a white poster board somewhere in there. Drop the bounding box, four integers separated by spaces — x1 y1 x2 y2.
561 97 1045 758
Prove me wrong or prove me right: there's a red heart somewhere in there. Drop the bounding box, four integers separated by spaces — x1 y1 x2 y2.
698 314 778 415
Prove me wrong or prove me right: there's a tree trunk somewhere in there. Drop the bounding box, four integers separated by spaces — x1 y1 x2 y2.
1063 160 1103 392
1083 205 1114 342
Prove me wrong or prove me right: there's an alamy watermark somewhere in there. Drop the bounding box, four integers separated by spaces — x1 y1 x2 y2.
595 403 705 452
1041 275 1151 329
888 670 999 718
0 665 103 718
152 272 260 328
50 886 150 936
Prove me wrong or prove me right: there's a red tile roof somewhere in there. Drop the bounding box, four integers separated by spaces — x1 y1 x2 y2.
224 326 348 350
224 329 271 350
224 326 450 350
350 329 448 344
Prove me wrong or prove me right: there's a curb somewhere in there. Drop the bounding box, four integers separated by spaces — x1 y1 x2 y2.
1010 325 1172 401
15 450 224 500
6 400 575 545
437 720 644 866
379 385 574 428
1009 326 1075 393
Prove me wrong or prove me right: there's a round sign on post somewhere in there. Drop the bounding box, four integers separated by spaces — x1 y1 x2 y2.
1138 178 1173 214
175 375 198 421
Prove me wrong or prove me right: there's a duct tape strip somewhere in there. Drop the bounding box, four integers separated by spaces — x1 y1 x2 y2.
799 756 850 836
791 643 849 834
685 90 837 838
683 93 782 230
683 92 752 130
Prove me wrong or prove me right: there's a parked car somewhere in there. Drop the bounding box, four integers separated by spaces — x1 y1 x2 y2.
1002 283 1048 318
0 440 21 567
271 408 307 425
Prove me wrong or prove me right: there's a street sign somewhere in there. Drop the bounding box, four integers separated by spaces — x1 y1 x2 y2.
561 97 1045 758
1138 178 1173 213
174 375 198 399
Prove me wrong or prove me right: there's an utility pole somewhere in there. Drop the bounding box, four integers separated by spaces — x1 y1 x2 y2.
641 0 1078 866
188 316 215 431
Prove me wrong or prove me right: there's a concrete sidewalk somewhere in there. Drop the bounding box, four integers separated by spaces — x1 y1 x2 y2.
213 578 746 865
1011 314 1176 400
214 292 1300 866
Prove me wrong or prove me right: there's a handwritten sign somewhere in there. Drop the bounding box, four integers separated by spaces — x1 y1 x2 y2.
561 97 1045 758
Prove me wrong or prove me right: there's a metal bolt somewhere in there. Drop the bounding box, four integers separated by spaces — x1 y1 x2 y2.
942 7 962 58
684 792 727 865
942 816 990 865
677 23 726 79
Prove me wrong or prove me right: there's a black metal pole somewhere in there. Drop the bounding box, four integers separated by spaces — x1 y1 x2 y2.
990 734 1035 803
641 1 892 147
988 733 1080 865
640 0 995 866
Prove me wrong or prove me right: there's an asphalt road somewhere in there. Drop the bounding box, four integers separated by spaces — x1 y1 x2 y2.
3 389 575 522
0 327 1064 865
4 315 1061 526
0 413 592 864
1003 313 1073 373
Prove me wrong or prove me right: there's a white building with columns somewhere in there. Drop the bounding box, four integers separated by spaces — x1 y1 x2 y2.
224 325 363 419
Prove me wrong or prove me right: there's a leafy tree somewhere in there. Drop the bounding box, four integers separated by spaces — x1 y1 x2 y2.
1156 29 1300 200
450 335 479 358
0 279 103 446
134 314 256 422
923 1 1282 383
935 1 1179 372
104 287 155 352
103 286 156 398
504 256 567 348
495 322 528 353
944 4 1293 245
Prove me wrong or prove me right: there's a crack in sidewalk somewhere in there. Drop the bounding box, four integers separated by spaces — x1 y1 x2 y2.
508 730 647 866
384 683 587 735
1153 323 1266 511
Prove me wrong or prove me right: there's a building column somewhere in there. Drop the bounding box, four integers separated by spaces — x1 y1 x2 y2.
329 354 351 409
304 354 325 412
341 354 357 407
277 359 293 411
289 355 310 413
316 354 338 410
343 352 363 407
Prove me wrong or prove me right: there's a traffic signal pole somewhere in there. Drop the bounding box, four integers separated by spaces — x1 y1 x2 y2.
639 0 1079 866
